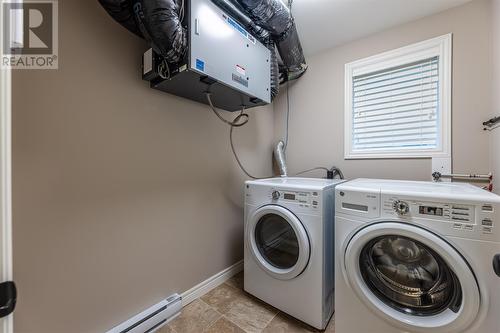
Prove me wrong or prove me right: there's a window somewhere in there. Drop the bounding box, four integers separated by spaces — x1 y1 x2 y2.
345 34 452 159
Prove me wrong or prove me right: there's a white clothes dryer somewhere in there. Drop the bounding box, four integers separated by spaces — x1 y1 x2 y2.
244 177 344 329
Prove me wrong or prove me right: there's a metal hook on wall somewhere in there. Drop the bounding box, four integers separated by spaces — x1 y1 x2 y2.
483 115 500 131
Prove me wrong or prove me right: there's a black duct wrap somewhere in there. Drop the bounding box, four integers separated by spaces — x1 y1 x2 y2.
234 0 307 82
98 0 143 37
99 0 187 64
138 0 187 63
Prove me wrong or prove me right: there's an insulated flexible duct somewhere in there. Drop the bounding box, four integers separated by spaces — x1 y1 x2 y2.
233 0 307 82
98 0 143 37
139 0 187 63
99 0 187 64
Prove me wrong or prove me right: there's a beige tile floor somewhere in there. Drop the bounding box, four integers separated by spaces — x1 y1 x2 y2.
158 272 335 333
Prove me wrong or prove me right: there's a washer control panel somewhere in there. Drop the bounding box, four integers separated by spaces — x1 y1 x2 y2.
384 198 475 222
335 181 499 241
383 197 496 235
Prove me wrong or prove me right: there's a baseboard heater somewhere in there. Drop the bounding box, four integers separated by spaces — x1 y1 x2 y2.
107 294 182 333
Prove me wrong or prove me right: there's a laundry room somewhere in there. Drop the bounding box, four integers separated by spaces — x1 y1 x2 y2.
0 0 499 332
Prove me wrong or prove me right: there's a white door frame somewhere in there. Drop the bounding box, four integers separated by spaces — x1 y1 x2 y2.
0 1 14 330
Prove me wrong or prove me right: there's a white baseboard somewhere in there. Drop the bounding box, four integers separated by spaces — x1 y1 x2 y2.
181 260 243 306
106 294 182 333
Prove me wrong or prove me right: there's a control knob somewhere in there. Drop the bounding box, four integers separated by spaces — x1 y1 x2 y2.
393 200 410 215
272 191 281 200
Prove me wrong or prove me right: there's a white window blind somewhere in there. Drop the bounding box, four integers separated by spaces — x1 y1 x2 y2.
351 56 440 152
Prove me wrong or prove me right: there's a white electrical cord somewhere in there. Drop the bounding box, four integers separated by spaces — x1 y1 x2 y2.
280 81 341 178
284 81 290 150
158 59 171 79
206 93 268 179
206 93 343 180
295 167 329 175
295 166 345 179
206 93 248 127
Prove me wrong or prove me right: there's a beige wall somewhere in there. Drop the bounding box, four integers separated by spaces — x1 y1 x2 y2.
492 0 500 193
12 1 274 332
11 0 498 332
274 0 492 181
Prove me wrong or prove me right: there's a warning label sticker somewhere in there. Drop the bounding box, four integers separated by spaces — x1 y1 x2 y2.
236 65 246 76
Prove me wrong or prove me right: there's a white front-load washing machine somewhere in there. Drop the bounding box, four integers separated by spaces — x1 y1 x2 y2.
335 179 500 333
244 177 344 329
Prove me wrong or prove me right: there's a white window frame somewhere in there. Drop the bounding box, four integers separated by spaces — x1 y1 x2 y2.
344 34 452 159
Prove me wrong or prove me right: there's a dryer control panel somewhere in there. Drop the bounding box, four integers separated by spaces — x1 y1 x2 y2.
270 189 320 211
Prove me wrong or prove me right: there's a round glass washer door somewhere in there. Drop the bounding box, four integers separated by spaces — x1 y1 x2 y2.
343 222 480 333
247 205 310 280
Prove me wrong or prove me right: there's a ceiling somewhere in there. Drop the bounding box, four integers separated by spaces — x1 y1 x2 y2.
291 0 475 55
